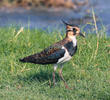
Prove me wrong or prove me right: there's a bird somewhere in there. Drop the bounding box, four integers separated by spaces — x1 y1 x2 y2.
19 20 85 89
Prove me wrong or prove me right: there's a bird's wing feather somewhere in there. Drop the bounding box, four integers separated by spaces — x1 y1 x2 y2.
20 45 65 64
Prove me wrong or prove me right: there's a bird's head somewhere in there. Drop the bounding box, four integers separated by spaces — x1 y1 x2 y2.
62 20 85 39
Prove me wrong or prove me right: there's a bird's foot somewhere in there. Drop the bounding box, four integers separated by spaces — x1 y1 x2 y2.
49 80 57 88
64 82 72 90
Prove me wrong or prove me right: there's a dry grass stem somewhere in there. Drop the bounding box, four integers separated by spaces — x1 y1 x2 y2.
92 8 99 60
15 27 24 38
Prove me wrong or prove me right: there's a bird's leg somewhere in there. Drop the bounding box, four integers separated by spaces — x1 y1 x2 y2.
59 65 71 89
53 64 57 87
53 71 55 86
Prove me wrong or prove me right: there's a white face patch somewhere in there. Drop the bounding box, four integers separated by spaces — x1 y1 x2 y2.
57 46 72 64
69 36 77 47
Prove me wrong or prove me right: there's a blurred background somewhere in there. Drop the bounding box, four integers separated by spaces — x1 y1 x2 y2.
0 0 110 36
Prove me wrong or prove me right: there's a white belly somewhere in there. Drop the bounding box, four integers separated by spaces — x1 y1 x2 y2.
57 46 72 64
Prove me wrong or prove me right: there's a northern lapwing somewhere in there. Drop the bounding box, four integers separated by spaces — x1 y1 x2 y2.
19 20 85 89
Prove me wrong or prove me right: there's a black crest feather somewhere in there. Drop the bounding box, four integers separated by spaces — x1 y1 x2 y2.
62 19 79 27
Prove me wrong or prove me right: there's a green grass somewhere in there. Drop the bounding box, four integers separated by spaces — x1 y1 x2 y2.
0 27 110 100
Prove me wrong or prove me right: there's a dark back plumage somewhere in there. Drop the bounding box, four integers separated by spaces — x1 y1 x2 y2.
20 39 66 64
19 37 76 64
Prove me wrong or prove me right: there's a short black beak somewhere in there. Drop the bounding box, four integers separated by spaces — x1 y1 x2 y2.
80 33 85 37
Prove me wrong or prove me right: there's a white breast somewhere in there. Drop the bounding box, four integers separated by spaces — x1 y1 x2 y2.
57 46 72 64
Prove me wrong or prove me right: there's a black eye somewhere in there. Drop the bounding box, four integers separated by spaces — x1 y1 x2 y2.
73 28 77 33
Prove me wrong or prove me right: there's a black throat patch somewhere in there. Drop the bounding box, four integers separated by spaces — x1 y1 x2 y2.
64 41 77 56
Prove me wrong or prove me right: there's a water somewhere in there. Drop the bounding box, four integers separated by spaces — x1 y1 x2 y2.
93 0 110 36
0 0 110 36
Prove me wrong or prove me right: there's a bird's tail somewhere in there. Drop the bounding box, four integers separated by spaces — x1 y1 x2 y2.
19 57 28 63
19 55 34 63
